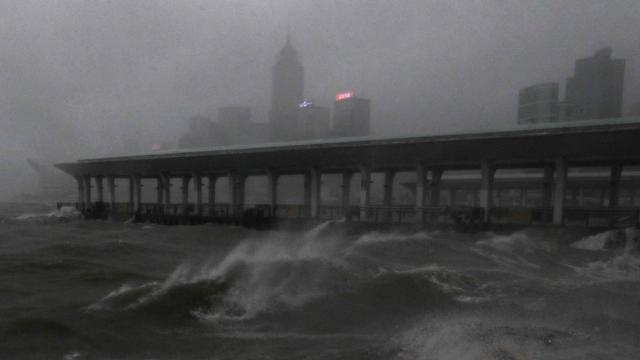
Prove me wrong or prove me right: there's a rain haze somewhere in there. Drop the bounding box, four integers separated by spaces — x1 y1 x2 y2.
1 0 639 199
4 2 640 359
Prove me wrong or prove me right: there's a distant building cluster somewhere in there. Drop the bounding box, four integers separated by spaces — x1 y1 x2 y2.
178 108 268 148
518 48 626 124
179 36 371 149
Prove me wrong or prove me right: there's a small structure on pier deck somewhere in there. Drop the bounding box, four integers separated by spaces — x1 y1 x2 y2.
56 117 640 227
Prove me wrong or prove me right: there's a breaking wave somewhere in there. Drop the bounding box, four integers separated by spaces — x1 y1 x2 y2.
76 222 640 358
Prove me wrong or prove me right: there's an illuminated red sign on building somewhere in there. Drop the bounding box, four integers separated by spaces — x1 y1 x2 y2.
335 92 354 101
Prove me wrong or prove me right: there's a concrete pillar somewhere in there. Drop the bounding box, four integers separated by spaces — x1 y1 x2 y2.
237 175 246 213
181 176 190 216
309 168 322 218
228 172 245 217
83 176 92 206
553 157 568 225
382 170 396 222
228 174 236 216
75 176 85 209
95 176 104 203
415 163 427 224
194 174 203 215
162 174 171 208
450 189 458 207
267 170 279 217
303 172 312 217
609 164 622 208
542 166 554 208
107 176 116 213
208 175 217 217
341 172 353 219
429 169 443 207
131 175 142 213
156 176 164 206
128 177 134 213
359 166 371 221
479 160 495 223
415 163 426 209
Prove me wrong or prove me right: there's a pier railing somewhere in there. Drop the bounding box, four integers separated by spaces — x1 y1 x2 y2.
489 207 554 225
564 207 639 227
57 201 640 227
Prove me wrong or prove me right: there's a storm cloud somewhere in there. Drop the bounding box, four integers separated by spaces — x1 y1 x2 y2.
0 0 638 199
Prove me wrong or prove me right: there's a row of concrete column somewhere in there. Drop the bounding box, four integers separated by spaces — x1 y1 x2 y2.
74 158 624 225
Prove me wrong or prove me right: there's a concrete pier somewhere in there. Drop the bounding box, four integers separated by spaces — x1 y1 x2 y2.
56 118 640 227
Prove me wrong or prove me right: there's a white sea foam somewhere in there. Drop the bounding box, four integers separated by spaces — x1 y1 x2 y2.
571 231 613 251
571 228 639 251
115 221 347 320
14 206 82 221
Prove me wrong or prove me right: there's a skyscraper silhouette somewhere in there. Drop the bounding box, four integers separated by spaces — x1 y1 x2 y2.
270 35 304 141
565 48 625 121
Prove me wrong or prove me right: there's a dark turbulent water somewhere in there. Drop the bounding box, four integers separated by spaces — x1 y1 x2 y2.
1 203 640 359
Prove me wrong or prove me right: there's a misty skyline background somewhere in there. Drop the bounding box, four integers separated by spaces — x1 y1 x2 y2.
1 0 639 199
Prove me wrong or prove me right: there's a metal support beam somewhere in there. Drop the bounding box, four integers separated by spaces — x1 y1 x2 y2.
341 172 353 220
609 164 622 208
553 157 568 225
359 166 371 221
479 160 495 223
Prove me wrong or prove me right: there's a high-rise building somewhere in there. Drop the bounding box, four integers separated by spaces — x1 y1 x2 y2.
332 92 370 138
297 101 330 140
627 102 640 117
270 36 304 142
178 115 215 148
518 83 560 124
216 107 252 145
565 48 625 121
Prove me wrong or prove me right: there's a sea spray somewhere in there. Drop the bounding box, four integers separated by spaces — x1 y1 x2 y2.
56 221 640 359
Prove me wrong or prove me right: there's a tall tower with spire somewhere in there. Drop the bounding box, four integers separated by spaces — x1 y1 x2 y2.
270 35 304 141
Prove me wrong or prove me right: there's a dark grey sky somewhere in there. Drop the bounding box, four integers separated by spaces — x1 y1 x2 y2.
0 0 639 198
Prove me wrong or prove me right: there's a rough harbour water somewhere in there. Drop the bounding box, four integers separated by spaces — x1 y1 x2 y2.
1 203 639 359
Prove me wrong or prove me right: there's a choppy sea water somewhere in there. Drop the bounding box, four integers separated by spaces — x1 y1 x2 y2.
1 203 639 359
